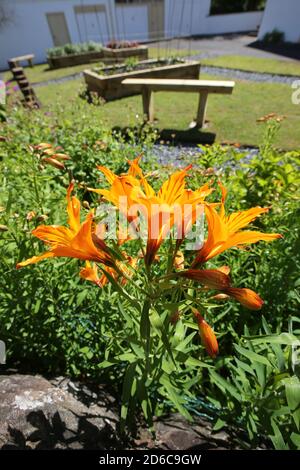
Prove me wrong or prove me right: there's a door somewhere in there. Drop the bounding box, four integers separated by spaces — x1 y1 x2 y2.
74 4 110 44
116 3 149 41
46 12 71 46
148 0 165 40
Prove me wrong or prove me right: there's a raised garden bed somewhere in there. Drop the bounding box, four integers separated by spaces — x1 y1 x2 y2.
47 46 148 69
83 59 200 101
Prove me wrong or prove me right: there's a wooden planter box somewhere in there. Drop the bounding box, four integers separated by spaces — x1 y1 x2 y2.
103 45 148 62
47 46 148 69
83 60 200 101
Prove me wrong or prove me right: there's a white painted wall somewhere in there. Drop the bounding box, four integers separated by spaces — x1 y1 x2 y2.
204 11 263 35
0 0 113 70
258 0 300 43
164 1 263 38
164 0 211 38
0 0 265 71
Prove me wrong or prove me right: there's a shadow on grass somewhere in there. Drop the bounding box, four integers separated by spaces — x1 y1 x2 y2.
248 40 300 61
112 126 216 145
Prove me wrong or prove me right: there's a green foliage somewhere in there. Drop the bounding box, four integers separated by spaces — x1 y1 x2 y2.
206 319 300 449
47 41 103 58
263 29 285 45
0 102 156 377
185 119 299 448
0 103 6 122
0 102 299 448
192 120 300 328
123 57 140 71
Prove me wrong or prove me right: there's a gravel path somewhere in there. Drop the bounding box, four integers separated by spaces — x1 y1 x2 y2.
31 61 299 88
148 143 259 171
200 64 299 84
32 72 85 87
152 35 300 61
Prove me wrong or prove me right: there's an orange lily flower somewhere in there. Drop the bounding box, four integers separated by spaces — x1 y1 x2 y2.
174 184 213 244
89 157 147 208
130 164 211 265
80 261 114 287
16 183 114 269
90 159 212 266
193 183 282 266
80 254 137 288
131 166 192 265
193 309 219 358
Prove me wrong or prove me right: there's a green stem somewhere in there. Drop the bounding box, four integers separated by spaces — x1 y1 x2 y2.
140 298 151 378
32 172 44 214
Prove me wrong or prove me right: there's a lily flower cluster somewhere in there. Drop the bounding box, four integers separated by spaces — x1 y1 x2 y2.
17 157 281 358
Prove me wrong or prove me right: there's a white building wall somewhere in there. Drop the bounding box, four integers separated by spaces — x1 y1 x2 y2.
203 11 263 35
165 1 262 38
0 0 114 70
164 0 211 38
258 0 300 43
0 0 265 71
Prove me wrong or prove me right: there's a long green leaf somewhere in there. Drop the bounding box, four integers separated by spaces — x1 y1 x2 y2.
234 344 272 367
120 362 137 426
209 370 241 401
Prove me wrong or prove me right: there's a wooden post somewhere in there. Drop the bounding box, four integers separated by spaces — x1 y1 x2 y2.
196 91 208 128
142 87 154 122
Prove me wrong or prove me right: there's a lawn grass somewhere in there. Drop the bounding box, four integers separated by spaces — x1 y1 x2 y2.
202 55 300 76
3 48 199 84
33 73 300 150
3 62 94 84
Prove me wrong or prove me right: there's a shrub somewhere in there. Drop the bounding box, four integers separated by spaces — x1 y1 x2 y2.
263 29 285 45
47 41 103 58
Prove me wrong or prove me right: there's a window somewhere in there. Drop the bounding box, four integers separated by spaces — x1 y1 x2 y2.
210 0 266 15
115 1 161 4
115 1 144 4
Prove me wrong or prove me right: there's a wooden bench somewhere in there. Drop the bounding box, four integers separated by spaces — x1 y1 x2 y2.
8 54 35 69
122 78 235 128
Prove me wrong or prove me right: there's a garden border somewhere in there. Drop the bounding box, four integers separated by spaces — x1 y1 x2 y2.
83 60 200 101
47 46 149 69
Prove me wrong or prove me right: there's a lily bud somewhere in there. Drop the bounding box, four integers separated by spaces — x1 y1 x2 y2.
35 143 53 150
37 214 48 222
0 224 8 232
192 309 219 358
52 153 71 161
174 251 184 270
226 287 264 310
211 293 230 301
26 211 36 221
42 148 56 156
42 157 65 170
170 311 181 325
